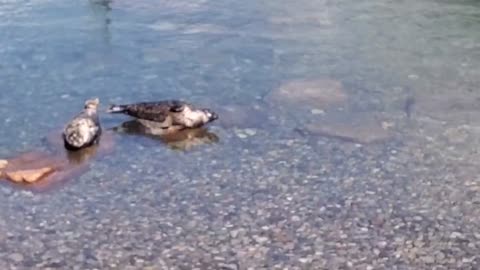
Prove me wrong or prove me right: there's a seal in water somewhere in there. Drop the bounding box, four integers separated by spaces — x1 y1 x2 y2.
63 98 102 150
107 100 218 131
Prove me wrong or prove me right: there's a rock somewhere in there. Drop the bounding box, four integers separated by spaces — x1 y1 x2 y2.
304 114 393 144
266 79 347 109
0 159 7 178
236 132 248 139
244 129 257 136
0 130 116 191
450 231 464 239
253 235 269 244
436 251 445 261
9 253 24 263
412 90 480 125
5 167 55 183
235 128 257 139
443 126 470 144
421 256 435 264
298 257 312 264
311 109 325 115
0 159 7 169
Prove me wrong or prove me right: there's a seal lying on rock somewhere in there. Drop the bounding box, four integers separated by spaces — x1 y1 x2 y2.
107 100 218 132
63 98 102 150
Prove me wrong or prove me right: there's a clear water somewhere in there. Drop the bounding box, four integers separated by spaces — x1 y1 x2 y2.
1 0 480 268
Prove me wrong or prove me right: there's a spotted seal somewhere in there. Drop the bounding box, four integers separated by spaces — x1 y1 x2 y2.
63 98 102 150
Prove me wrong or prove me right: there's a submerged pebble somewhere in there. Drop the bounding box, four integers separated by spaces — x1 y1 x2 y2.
9 253 24 263
235 128 257 139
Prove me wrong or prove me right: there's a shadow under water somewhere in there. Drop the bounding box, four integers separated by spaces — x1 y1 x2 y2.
111 119 219 151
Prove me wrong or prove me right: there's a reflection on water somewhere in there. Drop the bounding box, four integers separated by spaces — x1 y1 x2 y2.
112 119 219 151
64 140 100 164
87 0 112 46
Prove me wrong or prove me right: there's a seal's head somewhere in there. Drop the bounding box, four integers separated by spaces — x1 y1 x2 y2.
202 108 218 123
84 98 100 110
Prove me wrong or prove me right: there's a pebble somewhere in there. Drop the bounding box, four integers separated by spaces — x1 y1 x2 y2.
0 159 7 169
421 256 435 264
253 235 269 244
436 251 445 261
244 129 257 136
450 232 464 239
310 109 325 115
9 253 24 263
298 257 312 264
235 128 256 139
236 133 248 139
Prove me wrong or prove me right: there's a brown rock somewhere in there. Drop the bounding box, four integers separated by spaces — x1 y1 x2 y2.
267 79 347 109
0 160 7 178
0 130 116 191
0 160 7 169
5 167 55 183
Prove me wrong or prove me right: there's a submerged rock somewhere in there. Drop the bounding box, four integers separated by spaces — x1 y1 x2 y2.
304 113 394 144
0 160 7 178
1 151 64 186
5 167 54 183
266 79 347 109
0 131 115 191
235 128 257 139
305 123 392 144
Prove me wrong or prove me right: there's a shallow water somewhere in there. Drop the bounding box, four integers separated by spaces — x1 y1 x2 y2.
1 0 480 268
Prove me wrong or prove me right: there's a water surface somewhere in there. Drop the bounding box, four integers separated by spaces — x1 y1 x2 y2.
1 0 480 268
